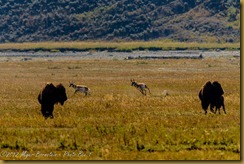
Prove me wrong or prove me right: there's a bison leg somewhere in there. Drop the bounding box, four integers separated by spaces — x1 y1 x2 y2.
222 104 226 114
201 101 209 114
214 106 219 114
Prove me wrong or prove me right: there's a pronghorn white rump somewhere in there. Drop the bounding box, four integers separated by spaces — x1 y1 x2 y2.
130 79 151 95
69 81 90 96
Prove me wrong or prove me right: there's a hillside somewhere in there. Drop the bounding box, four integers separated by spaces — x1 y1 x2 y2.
0 0 240 43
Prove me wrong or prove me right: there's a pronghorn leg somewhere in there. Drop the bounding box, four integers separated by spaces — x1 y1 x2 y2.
141 89 146 95
141 89 146 96
74 89 79 95
138 88 143 95
84 88 91 96
145 85 151 94
140 90 144 95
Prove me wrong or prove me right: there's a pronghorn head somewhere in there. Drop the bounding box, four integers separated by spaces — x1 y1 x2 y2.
69 81 75 87
130 79 137 86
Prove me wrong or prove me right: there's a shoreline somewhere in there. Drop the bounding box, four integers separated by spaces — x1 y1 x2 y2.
0 50 240 62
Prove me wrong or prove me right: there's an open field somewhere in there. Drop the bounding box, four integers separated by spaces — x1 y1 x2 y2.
0 51 240 160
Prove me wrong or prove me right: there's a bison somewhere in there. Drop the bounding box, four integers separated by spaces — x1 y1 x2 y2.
38 83 67 119
198 81 225 114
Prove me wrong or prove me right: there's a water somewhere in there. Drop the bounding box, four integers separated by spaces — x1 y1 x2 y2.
0 50 240 62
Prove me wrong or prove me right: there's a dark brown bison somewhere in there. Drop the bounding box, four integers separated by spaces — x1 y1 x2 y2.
198 81 225 114
38 83 67 119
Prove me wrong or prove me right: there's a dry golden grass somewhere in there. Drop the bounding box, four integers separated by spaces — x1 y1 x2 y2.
0 55 240 160
0 41 240 51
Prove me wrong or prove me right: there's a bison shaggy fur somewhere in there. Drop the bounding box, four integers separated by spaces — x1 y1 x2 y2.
199 81 225 114
38 83 67 119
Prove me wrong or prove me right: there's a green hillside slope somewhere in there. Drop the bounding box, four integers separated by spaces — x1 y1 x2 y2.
0 0 240 43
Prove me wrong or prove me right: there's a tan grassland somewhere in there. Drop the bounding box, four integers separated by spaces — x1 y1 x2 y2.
0 54 240 160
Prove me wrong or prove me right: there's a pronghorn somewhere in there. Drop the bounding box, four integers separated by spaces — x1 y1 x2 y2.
130 79 151 95
69 81 90 96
